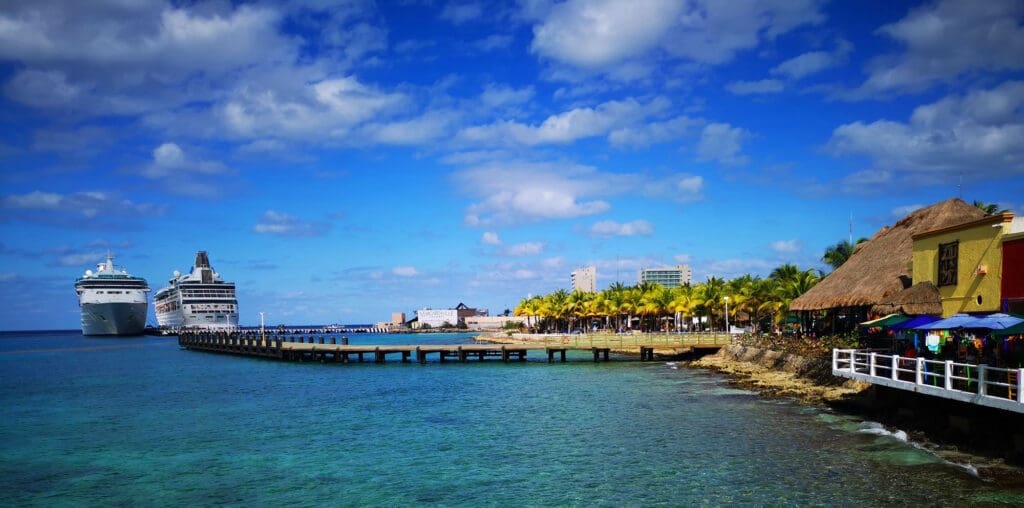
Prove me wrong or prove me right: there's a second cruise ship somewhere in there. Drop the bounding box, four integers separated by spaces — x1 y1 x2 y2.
154 251 238 330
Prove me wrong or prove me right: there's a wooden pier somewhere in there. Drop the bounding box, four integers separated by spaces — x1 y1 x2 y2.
176 332 685 364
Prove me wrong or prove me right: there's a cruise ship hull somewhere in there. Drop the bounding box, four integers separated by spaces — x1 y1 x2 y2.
81 302 148 336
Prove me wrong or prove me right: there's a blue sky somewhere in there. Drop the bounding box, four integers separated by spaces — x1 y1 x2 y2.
1 0 1023 330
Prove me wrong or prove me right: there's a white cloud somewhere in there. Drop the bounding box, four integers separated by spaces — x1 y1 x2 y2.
440 2 484 24
392 266 420 277
674 174 705 202
891 204 924 218
528 0 824 77
224 77 408 140
530 0 682 70
856 0 1024 95
479 84 534 109
771 51 834 80
0 2 297 115
589 220 654 237
481 232 501 245
455 162 617 225
674 254 692 264
474 34 513 52
142 142 229 178
608 115 699 148
706 258 776 278
828 81 1024 181
457 97 666 146
726 79 785 95
455 163 705 225
59 252 107 267
504 242 545 256
769 240 801 254
252 210 330 237
696 123 749 166
1 190 164 219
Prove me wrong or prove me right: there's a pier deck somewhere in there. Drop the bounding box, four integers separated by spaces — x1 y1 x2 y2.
177 331 730 364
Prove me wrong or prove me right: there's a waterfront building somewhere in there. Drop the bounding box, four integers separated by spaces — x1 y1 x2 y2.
637 265 691 288
1002 217 1024 314
571 266 597 293
911 211 1016 316
391 312 406 325
791 199 985 330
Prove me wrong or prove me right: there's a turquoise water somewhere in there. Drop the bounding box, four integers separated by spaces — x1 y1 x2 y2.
2 331 1023 506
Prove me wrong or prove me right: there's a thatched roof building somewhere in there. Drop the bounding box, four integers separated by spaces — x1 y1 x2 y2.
870 281 943 316
791 198 984 312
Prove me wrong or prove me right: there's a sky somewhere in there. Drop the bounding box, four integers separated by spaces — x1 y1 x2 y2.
1 0 1023 330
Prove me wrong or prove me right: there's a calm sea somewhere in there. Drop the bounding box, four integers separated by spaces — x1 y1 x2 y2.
2 330 1022 506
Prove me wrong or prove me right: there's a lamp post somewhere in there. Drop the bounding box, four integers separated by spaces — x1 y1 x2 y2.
724 297 730 336
260 312 265 341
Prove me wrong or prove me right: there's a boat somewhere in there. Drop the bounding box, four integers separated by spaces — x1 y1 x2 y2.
75 254 150 336
154 251 238 330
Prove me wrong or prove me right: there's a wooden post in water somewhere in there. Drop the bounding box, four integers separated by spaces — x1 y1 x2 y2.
416 346 425 364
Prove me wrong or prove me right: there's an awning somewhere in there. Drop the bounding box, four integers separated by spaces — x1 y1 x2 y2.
918 313 1024 330
917 314 977 330
890 315 941 331
995 321 1024 336
859 314 911 328
969 313 1024 330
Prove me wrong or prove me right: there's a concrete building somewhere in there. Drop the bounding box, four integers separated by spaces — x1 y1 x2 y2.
638 265 692 288
464 315 524 330
391 312 406 325
912 212 1018 316
571 266 597 293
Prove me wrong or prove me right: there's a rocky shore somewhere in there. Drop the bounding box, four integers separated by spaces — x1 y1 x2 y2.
688 344 869 405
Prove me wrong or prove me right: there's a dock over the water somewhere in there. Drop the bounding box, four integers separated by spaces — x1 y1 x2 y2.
177 331 732 364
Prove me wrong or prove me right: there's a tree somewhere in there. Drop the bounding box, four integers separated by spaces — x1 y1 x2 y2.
973 200 1005 215
822 238 867 271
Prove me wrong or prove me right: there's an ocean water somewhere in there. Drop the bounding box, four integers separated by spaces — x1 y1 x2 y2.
2 330 1023 506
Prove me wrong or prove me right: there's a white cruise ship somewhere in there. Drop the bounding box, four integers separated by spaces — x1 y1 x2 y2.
154 251 238 330
75 255 150 336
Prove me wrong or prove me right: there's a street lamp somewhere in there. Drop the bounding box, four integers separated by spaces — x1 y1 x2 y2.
724 297 730 336
260 311 265 341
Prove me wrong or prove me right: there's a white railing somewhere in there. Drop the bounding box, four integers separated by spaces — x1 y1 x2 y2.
832 349 1024 413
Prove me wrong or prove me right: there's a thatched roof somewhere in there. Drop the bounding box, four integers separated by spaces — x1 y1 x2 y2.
870 281 943 316
791 198 984 311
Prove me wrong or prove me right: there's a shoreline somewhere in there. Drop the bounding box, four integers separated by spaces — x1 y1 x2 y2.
478 332 1024 484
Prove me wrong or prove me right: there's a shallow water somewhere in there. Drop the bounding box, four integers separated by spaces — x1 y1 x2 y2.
2 331 1023 506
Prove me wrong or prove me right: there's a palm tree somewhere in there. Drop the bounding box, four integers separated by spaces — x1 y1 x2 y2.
822 238 867 271
566 290 592 333
670 284 696 332
543 289 570 333
973 200 1005 215
769 263 800 283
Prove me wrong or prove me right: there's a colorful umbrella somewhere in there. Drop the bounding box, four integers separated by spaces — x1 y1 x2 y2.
968 313 1024 330
916 313 979 330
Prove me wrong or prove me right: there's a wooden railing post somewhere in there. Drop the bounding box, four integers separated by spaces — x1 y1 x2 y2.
915 358 923 385
869 353 877 377
891 354 899 381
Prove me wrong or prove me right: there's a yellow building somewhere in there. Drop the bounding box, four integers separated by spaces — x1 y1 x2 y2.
912 212 1015 317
